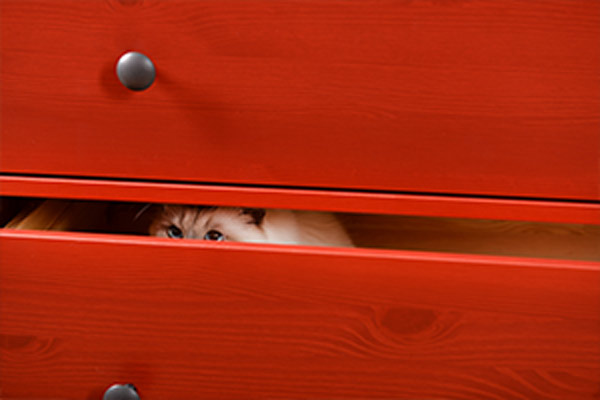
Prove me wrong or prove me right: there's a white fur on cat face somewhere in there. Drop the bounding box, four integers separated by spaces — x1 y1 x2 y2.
149 205 354 247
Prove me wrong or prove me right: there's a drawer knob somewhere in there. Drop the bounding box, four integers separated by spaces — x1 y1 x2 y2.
116 51 156 91
103 383 140 400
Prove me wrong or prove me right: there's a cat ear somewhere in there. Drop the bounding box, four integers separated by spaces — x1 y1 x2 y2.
241 208 266 225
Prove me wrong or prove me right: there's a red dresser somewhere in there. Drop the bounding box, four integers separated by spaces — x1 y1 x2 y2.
1 1 599 398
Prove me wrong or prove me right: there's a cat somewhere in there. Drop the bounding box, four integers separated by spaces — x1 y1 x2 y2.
149 205 354 247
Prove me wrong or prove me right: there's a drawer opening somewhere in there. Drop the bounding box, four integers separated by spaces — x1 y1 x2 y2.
1 196 598 261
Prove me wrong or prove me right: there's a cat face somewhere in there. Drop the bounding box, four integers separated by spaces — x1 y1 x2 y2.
149 205 267 243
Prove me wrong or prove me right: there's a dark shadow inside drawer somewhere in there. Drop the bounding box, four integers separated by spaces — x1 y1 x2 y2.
1 196 598 261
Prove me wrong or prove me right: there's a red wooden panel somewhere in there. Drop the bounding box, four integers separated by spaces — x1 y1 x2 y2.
0 230 599 399
1 0 599 200
1 175 599 225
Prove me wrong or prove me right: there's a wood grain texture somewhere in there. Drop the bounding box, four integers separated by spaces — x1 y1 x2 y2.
3 199 109 231
341 214 600 261
1 0 599 200
1 230 599 399
2 175 599 225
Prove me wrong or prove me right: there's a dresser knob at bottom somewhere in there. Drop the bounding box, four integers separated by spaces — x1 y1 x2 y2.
103 383 140 400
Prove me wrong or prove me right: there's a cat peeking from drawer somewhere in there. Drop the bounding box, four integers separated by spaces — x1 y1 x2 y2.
148 205 354 247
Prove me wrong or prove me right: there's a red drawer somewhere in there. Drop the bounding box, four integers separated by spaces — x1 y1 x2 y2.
1 230 599 399
1 0 598 200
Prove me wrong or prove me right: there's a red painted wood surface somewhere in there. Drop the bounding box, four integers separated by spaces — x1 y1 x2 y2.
1 175 599 225
1 230 599 399
1 0 598 200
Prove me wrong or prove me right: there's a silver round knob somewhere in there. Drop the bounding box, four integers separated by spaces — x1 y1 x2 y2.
116 51 156 91
103 383 140 400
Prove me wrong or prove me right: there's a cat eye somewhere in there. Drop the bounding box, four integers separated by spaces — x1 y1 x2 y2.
167 224 184 239
204 230 225 241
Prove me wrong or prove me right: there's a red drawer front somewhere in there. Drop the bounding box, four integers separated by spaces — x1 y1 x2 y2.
1 231 599 399
1 0 599 200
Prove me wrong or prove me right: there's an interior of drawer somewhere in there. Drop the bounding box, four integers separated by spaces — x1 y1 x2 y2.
1 196 598 261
